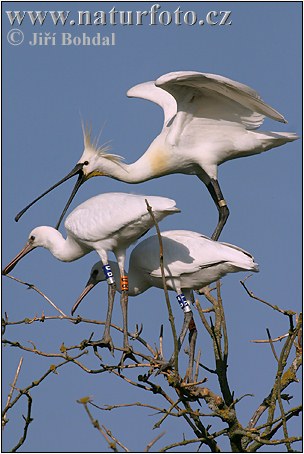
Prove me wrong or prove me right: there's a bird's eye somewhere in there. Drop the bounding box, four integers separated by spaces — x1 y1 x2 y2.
83 161 89 166
30 235 35 242
92 269 98 277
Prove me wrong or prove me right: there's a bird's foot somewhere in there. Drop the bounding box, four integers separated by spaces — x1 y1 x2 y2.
88 335 115 356
154 356 175 376
118 345 138 369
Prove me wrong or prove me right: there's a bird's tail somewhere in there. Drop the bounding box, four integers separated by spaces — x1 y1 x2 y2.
259 131 299 152
231 256 259 273
270 131 299 141
220 242 259 272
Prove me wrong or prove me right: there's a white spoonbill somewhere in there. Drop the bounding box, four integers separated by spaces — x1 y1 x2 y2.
15 71 298 239
72 230 259 376
3 192 180 352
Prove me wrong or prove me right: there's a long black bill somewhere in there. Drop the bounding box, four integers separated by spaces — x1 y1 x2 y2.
54 171 86 230
15 163 86 227
71 275 98 315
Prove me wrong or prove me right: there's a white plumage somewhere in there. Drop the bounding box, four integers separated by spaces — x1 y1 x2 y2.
6 193 179 270
15 71 298 240
72 229 258 371
73 230 259 312
3 192 180 352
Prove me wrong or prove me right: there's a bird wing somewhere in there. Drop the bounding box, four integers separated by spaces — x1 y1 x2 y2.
155 71 286 130
131 230 229 279
127 81 177 127
65 193 179 243
216 241 254 259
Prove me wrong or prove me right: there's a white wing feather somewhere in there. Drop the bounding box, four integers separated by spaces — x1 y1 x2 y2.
127 81 177 127
155 71 287 129
130 230 255 279
65 193 179 242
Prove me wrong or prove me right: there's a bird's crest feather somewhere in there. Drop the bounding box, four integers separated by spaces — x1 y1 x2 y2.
82 122 124 163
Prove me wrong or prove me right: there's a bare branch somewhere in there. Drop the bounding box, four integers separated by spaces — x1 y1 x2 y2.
246 313 302 451
102 424 130 452
266 328 279 362
91 401 172 416
240 276 296 318
2 356 23 429
2 351 87 419
250 333 289 343
159 435 221 452
144 431 166 452
11 392 33 452
78 399 126 452
145 199 179 374
5 274 68 317
153 399 181 429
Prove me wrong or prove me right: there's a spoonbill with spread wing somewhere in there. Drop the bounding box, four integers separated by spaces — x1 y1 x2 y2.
3 192 180 353
72 230 259 378
15 71 298 239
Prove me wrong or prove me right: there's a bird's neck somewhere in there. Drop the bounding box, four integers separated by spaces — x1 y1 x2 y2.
108 260 150 295
40 227 88 262
100 158 155 184
126 264 151 296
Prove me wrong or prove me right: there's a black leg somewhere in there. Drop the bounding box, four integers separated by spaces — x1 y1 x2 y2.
119 278 137 366
120 290 129 350
177 311 193 351
184 316 197 383
206 179 230 241
156 310 194 375
90 283 116 354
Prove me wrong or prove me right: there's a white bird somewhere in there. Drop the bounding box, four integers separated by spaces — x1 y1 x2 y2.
3 192 180 353
72 229 259 376
15 71 298 239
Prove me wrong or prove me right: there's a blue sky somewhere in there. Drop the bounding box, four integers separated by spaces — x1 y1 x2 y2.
2 2 302 452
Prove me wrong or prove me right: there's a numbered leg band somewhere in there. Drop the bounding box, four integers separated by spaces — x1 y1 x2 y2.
176 294 192 313
218 199 227 207
102 264 115 285
120 276 129 291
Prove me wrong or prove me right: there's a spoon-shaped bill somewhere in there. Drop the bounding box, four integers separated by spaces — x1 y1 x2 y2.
2 242 35 275
71 277 97 315
55 172 86 230
15 163 86 224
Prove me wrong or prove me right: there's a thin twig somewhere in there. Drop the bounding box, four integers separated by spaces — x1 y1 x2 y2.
246 314 302 448
79 401 120 452
250 333 288 343
194 349 201 383
102 424 130 452
254 405 302 432
240 276 296 317
5 274 67 316
145 200 179 375
277 380 292 452
2 351 87 418
194 299 213 338
2 357 23 429
11 392 33 452
91 401 173 416
153 399 181 429
159 435 220 452
159 324 164 359
144 431 166 452
217 282 228 361
266 328 279 362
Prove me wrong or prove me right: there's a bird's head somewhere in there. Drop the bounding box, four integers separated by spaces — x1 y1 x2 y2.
14 124 123 230
76 124 123 179
2 226 55 275
71 261 118 316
